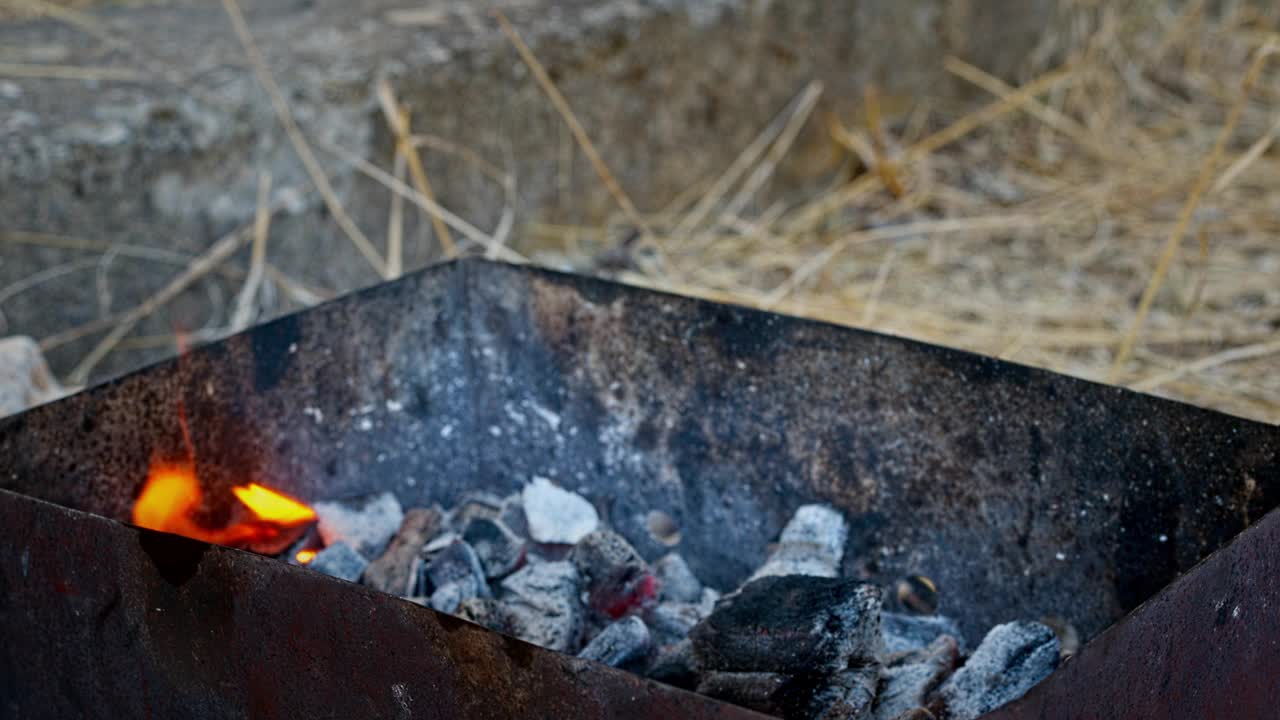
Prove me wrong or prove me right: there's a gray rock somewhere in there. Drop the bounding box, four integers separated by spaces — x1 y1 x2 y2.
935 621 1060 720
810 665 881 720
314 491 404 558
578 616 652 669
522 477 599 544
874 636 959 720
654 553 704 603
462 517 526 579
500 561 584 653
692 575 883 674
882 612 967 657
425 539 490 613
750 504 848 581
309 541 369 583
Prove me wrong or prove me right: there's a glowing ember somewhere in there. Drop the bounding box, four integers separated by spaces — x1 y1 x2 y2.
232 483 316 525
132 461 315 549
295 549 318 564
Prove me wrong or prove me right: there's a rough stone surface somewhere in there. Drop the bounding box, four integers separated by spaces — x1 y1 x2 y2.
314 491 405 559
523 477 599 544
0 336 64 418
309 541 369 583
577 615 652 669
362 506 442 594
500 560 584 653
935 622 1059 720
692 575 883 674
882 613 967 657
750 503 849 581
655 552 704 603
874 636 959 720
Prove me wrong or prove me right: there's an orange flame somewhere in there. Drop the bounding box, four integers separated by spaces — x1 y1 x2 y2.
295 549 317 564
132 461 315 548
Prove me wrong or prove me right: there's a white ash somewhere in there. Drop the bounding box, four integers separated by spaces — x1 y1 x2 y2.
749 503 848 581
935 621 1060 720
314 491 404 558
578 615 652 669
309 541 368 583
521 477 599 544
654 552 704 603
500 561 584 653
874 635 959 720
882 612 967 657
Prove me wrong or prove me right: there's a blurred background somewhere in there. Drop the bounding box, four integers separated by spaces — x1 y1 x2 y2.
1 0 1277 423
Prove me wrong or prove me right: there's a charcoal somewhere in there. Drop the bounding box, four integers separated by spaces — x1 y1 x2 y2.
425 539 490 613
696 671 795 716
894 576 940 615
362 506 443 595
810 665 881 720
309 541 369 583
498 492 530 539
449 491 505 530
500 560 584 653
654 552 703 603
888 710 935 720
462 517 526 579
578 616 652 669
874 636 959 720
749 504 848 581
691 575 883 674
456 597 512 634
522 476 599 544
882 612 966 657
646 638 701 689
314 491 404 558
571 530 657 619
934 621 1059 720
647 601 705 647
423 531 460 555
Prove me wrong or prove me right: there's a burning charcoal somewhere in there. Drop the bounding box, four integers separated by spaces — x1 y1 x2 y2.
571 530 658 619
314 491 404 558
873 636 959 720
654 553 703 603
578 615 652 669
462 517 526 579
456 597 512 634
934 621 1059 720
809 665 880 720
749 504 848 581
646 638 700 690
363 506 443 595
500 560 584 653
522 476 599 544
691 575 883 674
881 612 966 657
696 671 796 716
894 575 940 615
309 541 369 583
425 539 490 613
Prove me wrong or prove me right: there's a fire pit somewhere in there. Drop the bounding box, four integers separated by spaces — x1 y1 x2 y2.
2 258 1278 718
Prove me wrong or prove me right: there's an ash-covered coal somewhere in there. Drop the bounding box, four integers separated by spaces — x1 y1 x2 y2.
288 486 1062 719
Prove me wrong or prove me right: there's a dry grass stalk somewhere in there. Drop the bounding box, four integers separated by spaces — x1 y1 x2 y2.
230 171 272 331
219 0 388 278
0 62 141 81
377 79 458 261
